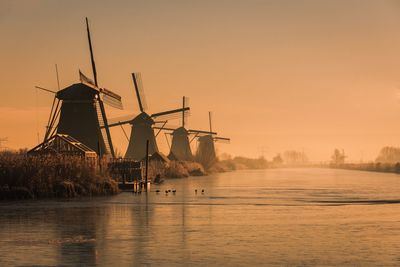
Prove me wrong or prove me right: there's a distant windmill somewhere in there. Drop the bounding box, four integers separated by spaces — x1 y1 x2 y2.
36 18 123 157
195 112 230 169
106 73 189 160
167 97 193 161
154 96 217 161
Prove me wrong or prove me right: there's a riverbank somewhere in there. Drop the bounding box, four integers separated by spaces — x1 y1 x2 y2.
0 152 118 200
329 162 400 174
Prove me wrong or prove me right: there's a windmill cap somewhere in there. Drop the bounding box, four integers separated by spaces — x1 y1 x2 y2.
172 127 189 135
57 83 98 100
132 112 155 125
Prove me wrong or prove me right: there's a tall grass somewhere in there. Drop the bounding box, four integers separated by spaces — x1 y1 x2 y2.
214 156 269 172
0 152 118 200
147 160 206 179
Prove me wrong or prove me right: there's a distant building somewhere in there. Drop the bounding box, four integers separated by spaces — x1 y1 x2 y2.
28 134 97 161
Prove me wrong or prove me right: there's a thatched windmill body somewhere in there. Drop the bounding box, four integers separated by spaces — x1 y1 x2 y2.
38 18 122 157
195 112 230 169
168 96 193 161
107 73 189 160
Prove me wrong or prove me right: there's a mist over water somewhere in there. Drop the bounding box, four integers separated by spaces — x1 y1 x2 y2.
1 168 399 266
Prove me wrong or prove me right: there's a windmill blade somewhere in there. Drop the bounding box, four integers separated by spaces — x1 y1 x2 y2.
132 72 148 112
192 132 214 138
102 93 123 109
165 132 171 149
182 96 190 127
189 132 199 143
155 121 168 137
107 114 136 125
104 119 133 128
35 86 56 94
152 111 188 121
214 136 231 144
119 124 129 142
86 17 98 87
151 107 190 120
153 126 175 132
188 129 217 135
208 111 213 133
153 120 168 124
79 70 96 86
100 88 123 110
105 114 137 128
155 123 180 128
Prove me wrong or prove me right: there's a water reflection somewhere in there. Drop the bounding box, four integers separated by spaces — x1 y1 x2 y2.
0 168 400 266
55 207 102 266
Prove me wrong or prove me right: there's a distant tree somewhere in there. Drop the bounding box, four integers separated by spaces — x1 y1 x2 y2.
376 146 400 164
331 148 346 165
272 154 283 165
282 150 308 165
219 153 232 161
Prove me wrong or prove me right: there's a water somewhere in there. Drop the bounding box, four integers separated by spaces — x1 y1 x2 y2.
1 168 400 266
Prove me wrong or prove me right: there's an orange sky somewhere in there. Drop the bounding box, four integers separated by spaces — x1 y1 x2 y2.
2 0 400 162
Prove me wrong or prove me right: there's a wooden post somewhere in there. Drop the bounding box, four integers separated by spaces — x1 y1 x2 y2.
145 139 149 191
97 141 102 173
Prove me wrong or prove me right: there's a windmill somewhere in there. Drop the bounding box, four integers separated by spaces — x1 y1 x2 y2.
106 73 189 160
36 18 122 158
167 96 193 161
195 112 230 169
153 96 217 161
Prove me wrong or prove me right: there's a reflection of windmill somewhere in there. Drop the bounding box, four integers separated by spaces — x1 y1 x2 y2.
107 73 189 160
154 97 217 161
195 112 230 169
37 18 122 157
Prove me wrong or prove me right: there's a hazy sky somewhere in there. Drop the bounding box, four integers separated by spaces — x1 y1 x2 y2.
2 0 400 161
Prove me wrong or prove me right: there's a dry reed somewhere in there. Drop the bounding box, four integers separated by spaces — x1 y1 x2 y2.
0 152 118 200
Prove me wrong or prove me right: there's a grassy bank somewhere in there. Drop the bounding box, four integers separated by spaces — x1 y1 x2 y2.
330 162 400 174
148 160 206 179
212 156 269 172
147 156 270 179
0 152 118 200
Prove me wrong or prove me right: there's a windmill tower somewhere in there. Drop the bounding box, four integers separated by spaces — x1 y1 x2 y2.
37 18 123 157
195 112 230 169
107 73 189 160
168 96 193 161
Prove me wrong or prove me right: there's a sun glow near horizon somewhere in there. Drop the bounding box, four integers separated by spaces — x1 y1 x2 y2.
2 0 400 161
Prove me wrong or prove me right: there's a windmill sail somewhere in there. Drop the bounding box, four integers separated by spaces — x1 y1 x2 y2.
151 107 190 120
132 72 148 112
86 17 98 87
214 136 231 143
79 70 95 86
101 88 123 110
